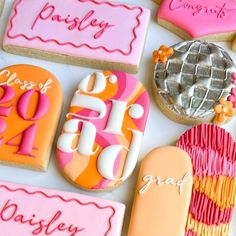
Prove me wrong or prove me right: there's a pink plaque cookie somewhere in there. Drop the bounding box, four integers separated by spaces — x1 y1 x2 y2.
157 0 236 51
3 0 150 73
0 181 125 236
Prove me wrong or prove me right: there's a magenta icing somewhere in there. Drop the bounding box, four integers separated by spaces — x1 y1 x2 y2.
0 85 15 136
228 88 236 108
158 0 236 38
0 181 125 236
56 149 73 168
190 191 234 225
228 73 236 107
177 124 236 169
17 90 49 121
4 0 150 66
186 231 197 236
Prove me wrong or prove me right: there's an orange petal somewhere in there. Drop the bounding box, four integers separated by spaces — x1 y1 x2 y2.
217 113 226 123
219 98 226 105
153 57 159 64
153 50 158 57
226 108 235 117
159 55 167 63
160 45 167 51
166 47 174 56
226 101 233 109
214 104 223 114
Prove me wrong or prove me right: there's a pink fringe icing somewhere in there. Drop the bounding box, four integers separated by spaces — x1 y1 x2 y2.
177 124 236 177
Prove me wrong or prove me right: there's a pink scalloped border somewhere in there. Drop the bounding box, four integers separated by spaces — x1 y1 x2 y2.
0 184 116 236
7 0 144 55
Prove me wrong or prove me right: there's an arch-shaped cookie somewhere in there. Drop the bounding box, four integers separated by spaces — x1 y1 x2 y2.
0 64 62 171
128 146 193 236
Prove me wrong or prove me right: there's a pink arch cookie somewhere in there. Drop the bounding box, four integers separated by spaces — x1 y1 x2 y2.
56 71 150 191
157 0 236 51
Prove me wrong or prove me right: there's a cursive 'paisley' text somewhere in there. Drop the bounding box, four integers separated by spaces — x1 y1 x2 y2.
0 200 85 236
31 2 114 39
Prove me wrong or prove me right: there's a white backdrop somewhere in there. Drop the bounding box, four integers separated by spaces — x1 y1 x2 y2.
0 0 235 235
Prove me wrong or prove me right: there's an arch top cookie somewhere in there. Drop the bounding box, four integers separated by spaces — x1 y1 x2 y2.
0 64 62 171
152 40 236 125
56 71 150 191
157 0 236 51
128 146 193 236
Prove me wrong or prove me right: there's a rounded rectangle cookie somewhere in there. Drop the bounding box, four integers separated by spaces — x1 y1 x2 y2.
3 0 150 73
0 180 125 236
0 64 62 171
56 71 150 191
128 146 193 236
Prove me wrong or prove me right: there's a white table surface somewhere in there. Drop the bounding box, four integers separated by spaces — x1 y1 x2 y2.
0 0 235 235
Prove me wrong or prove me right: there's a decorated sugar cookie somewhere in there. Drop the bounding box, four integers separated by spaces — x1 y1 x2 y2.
0 65 62 171
177 124 236 236
128 146 193 236
156 0 236 51
152 40 236 125
56 71 150 191
3 0 150 73
0 181 125 236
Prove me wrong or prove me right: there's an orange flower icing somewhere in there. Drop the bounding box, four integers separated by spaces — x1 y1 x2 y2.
153 45 174 64
213 98 234 123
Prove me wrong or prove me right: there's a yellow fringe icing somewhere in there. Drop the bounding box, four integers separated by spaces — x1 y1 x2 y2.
187 214 231 236
193 176 236 209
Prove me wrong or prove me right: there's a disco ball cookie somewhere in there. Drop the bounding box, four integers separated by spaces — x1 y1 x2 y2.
156 0 236 51
152 40 236 125
56 71 150 191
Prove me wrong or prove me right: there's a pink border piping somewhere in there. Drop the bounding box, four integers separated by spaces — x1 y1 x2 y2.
7 0 143 55
0 184 116 236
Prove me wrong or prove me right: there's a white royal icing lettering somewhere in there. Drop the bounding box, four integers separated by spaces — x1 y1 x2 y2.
139 172 192 195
